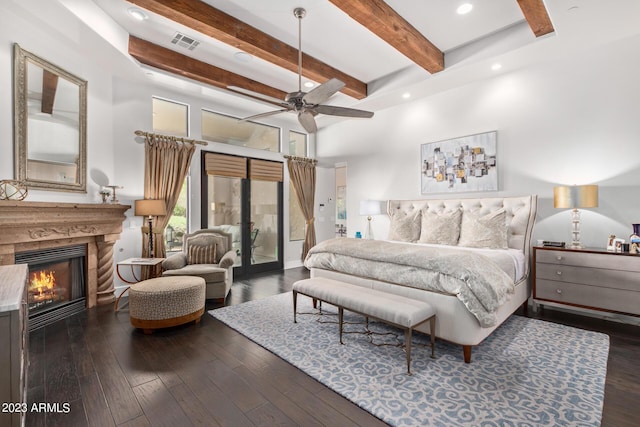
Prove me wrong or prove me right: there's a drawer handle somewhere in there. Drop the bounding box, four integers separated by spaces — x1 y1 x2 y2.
556 271 562 276
556 289 562 294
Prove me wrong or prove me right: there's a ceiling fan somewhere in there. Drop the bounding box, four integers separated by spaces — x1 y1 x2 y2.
231 7 374 133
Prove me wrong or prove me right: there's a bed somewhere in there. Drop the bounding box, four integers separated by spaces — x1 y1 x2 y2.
304 195 538 362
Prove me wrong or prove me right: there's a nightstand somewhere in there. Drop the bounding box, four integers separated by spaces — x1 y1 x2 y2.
532 246 640 316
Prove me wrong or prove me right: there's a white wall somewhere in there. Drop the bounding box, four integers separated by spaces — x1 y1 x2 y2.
0 0 116 204
317 32 640 250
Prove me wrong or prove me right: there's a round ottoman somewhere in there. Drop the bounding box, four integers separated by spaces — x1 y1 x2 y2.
129 276 206 334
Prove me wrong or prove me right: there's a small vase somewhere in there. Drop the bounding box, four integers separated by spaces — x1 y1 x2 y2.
101 193 109 203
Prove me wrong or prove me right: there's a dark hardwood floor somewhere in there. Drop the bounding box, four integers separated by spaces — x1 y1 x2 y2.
26 267 639 426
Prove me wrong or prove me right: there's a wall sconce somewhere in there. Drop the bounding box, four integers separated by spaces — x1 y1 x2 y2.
359 200 385 239
135 199 167 258
553 184 598 249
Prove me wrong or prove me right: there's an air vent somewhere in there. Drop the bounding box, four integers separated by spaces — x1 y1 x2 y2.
171 32 200 51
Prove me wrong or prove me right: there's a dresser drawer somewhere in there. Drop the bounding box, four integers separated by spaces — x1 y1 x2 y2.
535 279 640 315
535 263 639 292
536 249 640 272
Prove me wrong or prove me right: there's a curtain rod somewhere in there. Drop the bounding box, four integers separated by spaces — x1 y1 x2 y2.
284 155 317 164
134 130 208 146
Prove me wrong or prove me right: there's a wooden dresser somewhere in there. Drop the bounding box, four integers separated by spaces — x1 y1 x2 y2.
533 246 640 316
0 264 29 427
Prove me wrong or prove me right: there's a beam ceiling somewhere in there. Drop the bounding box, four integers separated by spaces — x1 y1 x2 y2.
127 0 368 99
517 0 555 37
327 0 444 75
128 36 288 101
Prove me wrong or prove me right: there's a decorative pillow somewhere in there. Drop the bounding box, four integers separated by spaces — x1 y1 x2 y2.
458 209 508 249
418 209 462 245
188 243 217 265
387 209 421 242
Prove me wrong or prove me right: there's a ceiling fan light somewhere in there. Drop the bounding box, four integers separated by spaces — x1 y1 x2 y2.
456 3 473 15
304 81 315 88
402 92 411 99
491 63 502 70
128 7 148 21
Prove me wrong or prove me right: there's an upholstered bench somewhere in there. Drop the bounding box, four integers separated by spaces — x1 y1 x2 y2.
292 277 436 374
129 276 206 334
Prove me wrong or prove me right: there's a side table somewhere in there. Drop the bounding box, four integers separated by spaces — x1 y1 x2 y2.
114 258 164 312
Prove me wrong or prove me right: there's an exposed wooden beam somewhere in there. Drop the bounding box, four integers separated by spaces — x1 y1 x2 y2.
517 0 555 37
128 36 288 101
127 0 368 99
41 69 58 114
327 0 444 74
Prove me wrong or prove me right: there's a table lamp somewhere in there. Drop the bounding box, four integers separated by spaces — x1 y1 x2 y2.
553 184 598 249
359 200 384 239
135 199 167 257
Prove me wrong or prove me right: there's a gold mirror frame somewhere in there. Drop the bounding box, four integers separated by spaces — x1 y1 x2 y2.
14 44 87 193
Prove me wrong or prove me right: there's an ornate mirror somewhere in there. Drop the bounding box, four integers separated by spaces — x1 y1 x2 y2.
14 44 87 192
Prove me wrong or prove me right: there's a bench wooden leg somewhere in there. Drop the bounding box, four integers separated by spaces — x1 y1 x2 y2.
429 316 436 359
292 291 298 323
338 307 344 344
405 328 412 375
463 345 472 363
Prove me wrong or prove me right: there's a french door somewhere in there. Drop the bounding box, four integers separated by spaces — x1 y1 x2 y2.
201 152 283 276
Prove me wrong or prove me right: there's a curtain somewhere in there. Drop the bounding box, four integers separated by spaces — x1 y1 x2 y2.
142 134 196 261
286 156 317 260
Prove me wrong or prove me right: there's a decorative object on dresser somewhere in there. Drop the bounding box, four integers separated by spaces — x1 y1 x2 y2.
533 246 640 317
553 184 598 248
359 199 384 239
134 199 167 258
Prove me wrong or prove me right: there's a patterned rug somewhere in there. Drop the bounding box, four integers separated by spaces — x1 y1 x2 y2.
209 292 609 426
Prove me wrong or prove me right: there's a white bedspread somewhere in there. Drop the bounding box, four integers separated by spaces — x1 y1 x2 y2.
304 238 516 327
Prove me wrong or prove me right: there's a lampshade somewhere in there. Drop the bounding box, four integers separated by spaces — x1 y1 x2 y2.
134 199 167 216
359 200 384 216
553 185 598 209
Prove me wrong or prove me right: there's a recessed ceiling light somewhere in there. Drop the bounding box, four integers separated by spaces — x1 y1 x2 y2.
304 81 315 88
457 3 473 15
491 63 502 71
402 92 411 99
234 51 253 62
128 7 148 21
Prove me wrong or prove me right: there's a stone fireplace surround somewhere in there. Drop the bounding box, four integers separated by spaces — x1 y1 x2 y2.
0 201 130 307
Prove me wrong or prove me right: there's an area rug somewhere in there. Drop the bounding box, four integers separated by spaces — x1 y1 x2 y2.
209 292 609 426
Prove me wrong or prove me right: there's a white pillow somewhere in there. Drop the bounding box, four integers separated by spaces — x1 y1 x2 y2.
458 209 508 249
418 209 462 245
387 209 421 242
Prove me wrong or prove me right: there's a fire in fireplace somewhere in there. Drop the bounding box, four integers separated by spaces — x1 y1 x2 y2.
15 245 86 331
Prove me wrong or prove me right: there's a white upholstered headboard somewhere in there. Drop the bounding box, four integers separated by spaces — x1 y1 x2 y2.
387 195 538 276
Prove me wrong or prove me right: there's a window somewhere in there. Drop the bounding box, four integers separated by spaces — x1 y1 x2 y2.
201 109 280 152
152 97 189 251
289 131 307 156
288 131 307 241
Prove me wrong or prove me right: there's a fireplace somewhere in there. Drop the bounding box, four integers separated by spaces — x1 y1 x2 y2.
15 245 87 331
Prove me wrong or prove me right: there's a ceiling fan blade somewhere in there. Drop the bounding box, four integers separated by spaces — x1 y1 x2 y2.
314 104 374 118
303 78 345 105
298 111 318 133
239 109 289 122
227 86 288 107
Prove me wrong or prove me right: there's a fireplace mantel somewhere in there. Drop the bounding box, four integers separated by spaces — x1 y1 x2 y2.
0 201 130 307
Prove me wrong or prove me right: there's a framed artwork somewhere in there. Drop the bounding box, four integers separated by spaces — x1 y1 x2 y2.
421 131 498 194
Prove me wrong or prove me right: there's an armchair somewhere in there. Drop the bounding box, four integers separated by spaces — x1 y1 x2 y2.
162 229 235 301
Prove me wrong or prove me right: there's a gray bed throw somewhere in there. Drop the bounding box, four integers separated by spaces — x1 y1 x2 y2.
304 238 515 327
